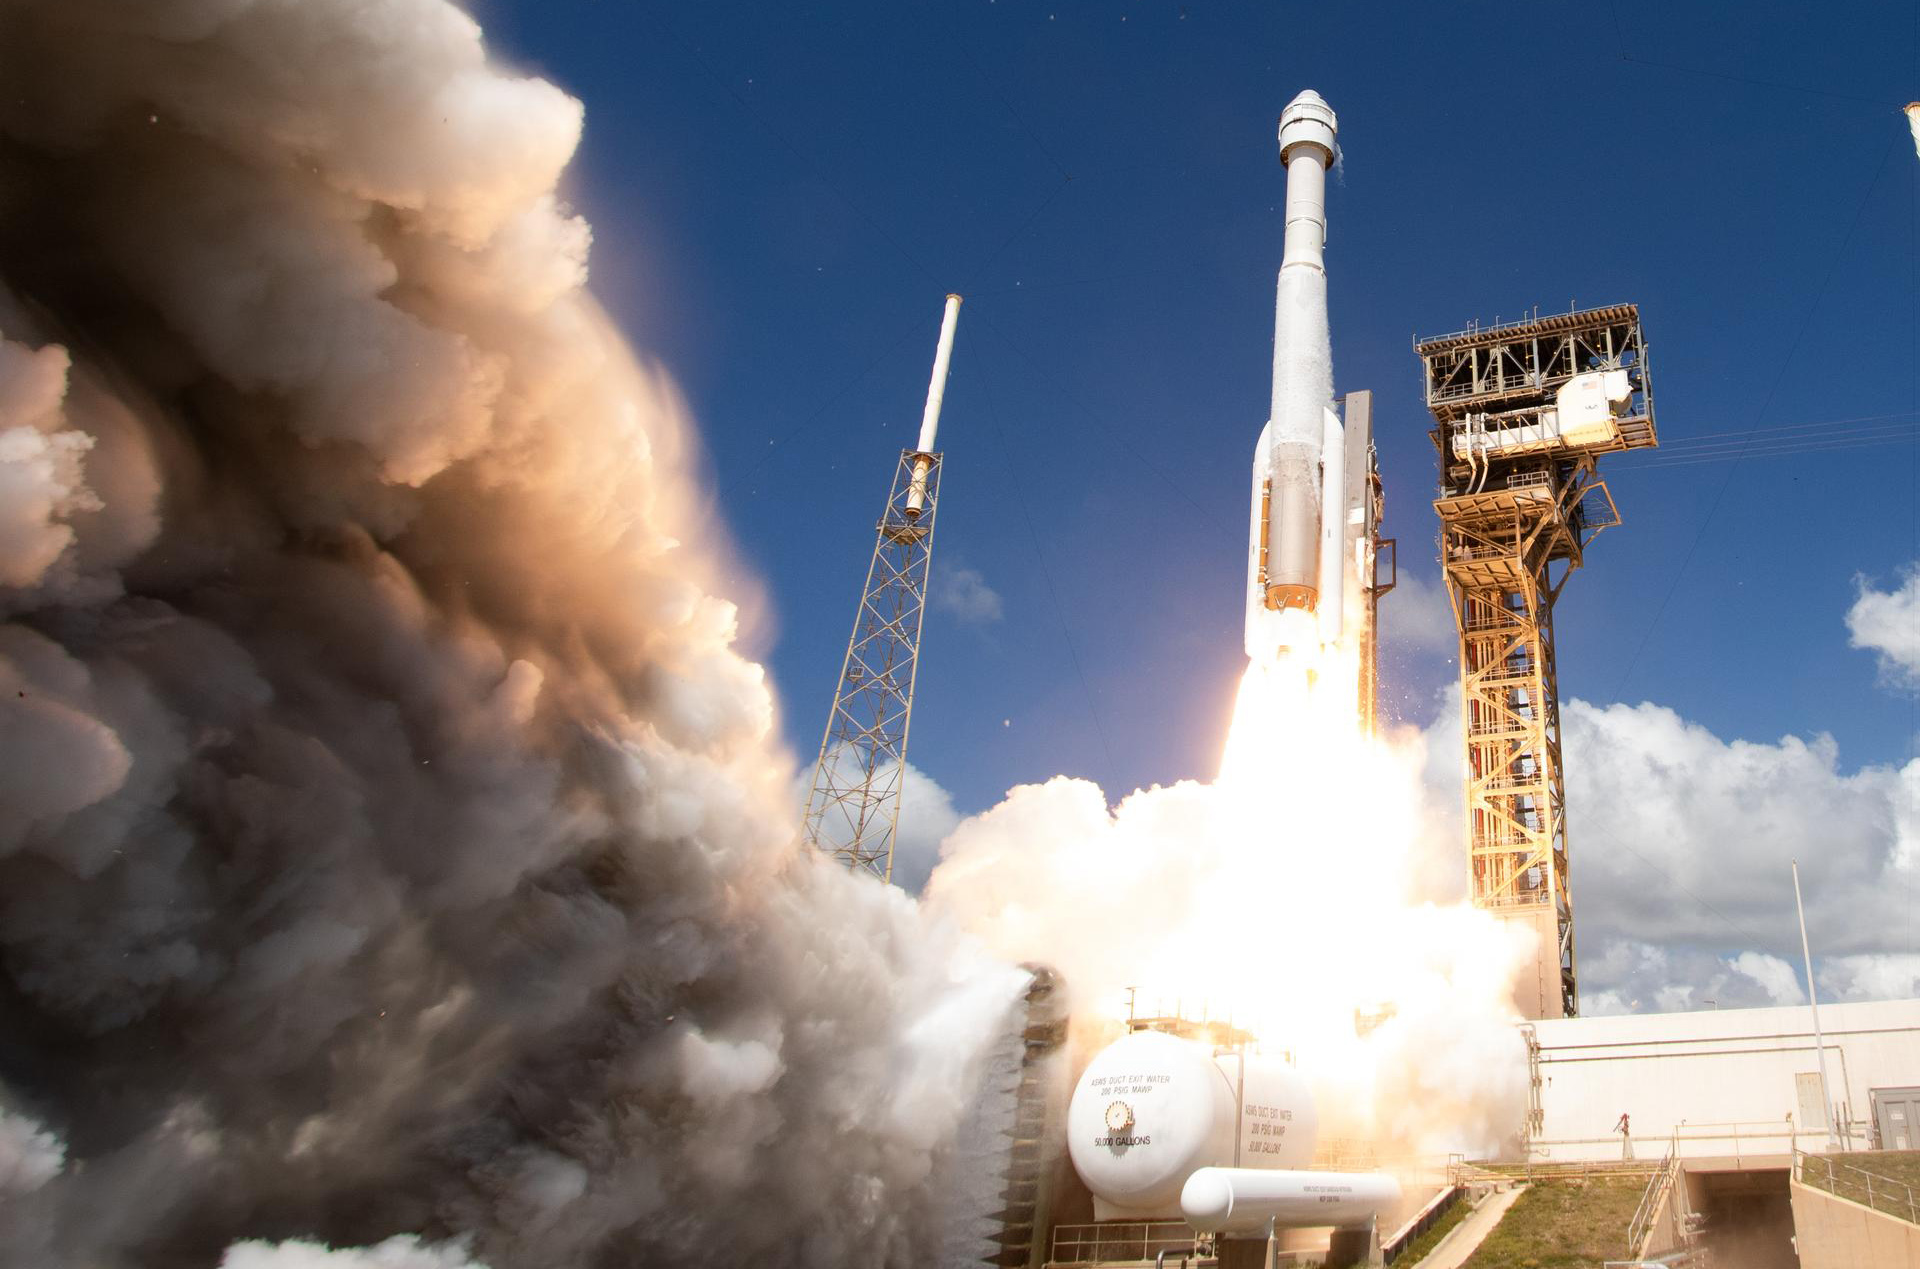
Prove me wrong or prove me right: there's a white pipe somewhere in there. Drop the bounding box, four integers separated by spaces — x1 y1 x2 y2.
1793 859 1839 1150
916 294 963 453
1315 407 1345 646
1181 1167 1400 1236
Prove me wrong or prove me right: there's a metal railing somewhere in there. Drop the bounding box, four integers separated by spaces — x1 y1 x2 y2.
1050 1220 1200 1265
1626 1140 1678 1257
1382 1183 1465 1264
1794 1149 1920 1225
1527 1118 1808 1170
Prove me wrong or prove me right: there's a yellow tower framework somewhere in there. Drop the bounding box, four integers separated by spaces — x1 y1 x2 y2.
1415 304 1656 1019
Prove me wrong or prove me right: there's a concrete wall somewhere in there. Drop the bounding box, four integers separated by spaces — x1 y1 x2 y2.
1790 1179 1920 1268
1525 998 1920 1162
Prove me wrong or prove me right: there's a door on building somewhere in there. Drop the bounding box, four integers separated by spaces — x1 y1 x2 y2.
1871 1086 1920 1150
1794 1072 1828 1136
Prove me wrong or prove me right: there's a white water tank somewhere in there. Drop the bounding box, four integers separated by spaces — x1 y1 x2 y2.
1065 1030 1318 1220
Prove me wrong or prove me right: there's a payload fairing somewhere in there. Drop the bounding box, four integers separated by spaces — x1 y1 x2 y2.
1246 90 1373 662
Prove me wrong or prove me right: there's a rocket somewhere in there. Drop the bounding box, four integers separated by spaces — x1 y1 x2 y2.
1245 89 1352 661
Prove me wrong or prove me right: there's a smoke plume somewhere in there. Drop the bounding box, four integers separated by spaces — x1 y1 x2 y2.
925 664 1532 1159
0 1 1021 1265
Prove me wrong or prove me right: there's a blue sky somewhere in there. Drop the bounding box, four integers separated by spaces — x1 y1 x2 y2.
475 1 1916 819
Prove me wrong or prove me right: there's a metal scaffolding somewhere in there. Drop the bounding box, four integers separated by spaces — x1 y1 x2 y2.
801 448 942 880
1416 303 1657 1020
1341 391 1395 736
802 294 963 882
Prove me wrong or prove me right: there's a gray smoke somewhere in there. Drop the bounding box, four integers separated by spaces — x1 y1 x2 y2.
0 1 1022 1265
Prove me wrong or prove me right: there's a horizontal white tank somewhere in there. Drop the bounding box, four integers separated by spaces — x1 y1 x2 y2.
1066 1030 1317 1220
1180 1166 1403 1235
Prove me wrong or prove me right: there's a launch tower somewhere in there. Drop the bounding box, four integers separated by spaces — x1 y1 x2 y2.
1415 304 1656 1019
801 295 962 881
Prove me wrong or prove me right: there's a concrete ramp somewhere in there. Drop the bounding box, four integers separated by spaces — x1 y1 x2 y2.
1790 1179 1920 1268
1408 1185 1527 1269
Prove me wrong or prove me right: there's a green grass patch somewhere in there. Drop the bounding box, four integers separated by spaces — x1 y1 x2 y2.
1392 1189 1474 1265
1458 1176 1645 1268
1801 1150 1920 1222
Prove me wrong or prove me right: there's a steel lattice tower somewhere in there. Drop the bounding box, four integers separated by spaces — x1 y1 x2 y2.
1415 304 1657 1019
802 296 961 880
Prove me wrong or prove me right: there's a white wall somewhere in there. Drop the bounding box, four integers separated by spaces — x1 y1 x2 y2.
1524 999 1920 1162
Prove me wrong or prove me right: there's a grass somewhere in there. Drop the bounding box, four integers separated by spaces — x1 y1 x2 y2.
1456 1175 1646 1268
1392 1188 1474 1265
1801 1150 1920 1223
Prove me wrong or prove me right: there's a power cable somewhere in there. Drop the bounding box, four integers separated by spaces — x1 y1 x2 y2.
1609 131 1902 701
1624 434 1920 473
948 2 1074 183
965 179 1074 293
1604 0 1885 107
970 307 1235 539
1616 53 1887 107
959 324 1119 779
1635 421 1920 457
647 11 943 289
1626 409 1919 450
733 306 942 489
1620 426 1920 470
1585 821 1782 956
1908 5 1917 959
1634 429 1918 459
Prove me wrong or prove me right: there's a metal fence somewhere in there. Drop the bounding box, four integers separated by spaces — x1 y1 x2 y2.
1794 1149 1920 1225
1049 1220 1200 1265
1625 1140 1678 1257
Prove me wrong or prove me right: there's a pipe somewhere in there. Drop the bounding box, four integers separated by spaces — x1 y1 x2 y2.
1793 859 1839 1150
1180 1166 1400 1236
1315 407 1345 645
906 293 962 518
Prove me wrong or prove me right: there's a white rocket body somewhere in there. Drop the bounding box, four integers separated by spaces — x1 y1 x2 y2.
1246 90 1359 660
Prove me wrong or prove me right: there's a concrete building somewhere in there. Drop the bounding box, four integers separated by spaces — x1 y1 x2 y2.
1518 998 1920 1269
1526 997 1920 1163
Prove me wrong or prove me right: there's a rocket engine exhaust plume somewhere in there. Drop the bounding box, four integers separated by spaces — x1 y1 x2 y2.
0 1 1022 1265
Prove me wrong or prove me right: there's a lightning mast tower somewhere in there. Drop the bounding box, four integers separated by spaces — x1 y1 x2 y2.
802 295 963 881
1415 304 1656 1019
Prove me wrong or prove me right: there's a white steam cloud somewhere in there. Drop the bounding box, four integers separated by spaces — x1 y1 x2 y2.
0 0 1020 1265
222 1236 487 1269
926 667 1533 1159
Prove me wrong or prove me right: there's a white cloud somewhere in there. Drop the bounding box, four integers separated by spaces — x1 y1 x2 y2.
1728 951 1807 1006
1418 685 1920 1015
1847 567 1920 688
931 564 1002 624
888 761 964 895
792 757 962 896
1379 560 1457 660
